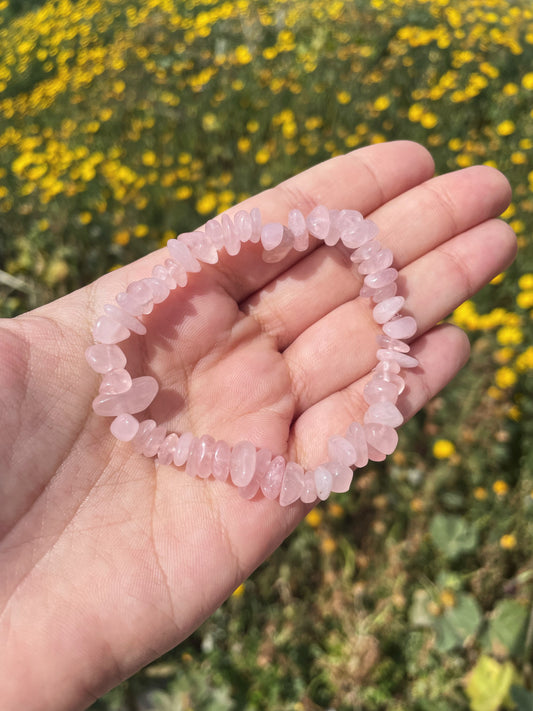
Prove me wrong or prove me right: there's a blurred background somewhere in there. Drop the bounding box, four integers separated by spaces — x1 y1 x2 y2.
1 0 532 708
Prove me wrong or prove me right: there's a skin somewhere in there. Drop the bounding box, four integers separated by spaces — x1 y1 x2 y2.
0 141 516 710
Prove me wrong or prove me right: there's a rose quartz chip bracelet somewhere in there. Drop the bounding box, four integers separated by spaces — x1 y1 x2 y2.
86 205 418 506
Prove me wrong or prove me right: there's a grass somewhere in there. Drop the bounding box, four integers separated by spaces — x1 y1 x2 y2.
1 0 532 708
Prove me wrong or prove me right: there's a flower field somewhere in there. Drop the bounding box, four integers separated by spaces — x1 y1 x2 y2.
1 0 533 708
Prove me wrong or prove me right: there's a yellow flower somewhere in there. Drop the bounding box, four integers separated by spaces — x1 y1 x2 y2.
494 347 514 364
420 111 438 129
255 147 271 165
336 90 351 105
175 185 192 200
232 583 245 597
328 502 344 518
142 151 157 167
516 290 533 309
503 82 519 95
493 480 509 496
373 95 390 111
474 487 488 501
490 272 505 285
496 325 523 346
196 192 217 215
408 103 424 122
495 366 517 389
410 497 425 512
234 45 252 65
511 152 527 165
500 534 517 550
439 590 456 608
496 120 515 136
246 119 259 133
433 439 456 459
522 72 533 90
113 229 130 246
321 536 337 554
78 211 92 225
518 273 533 289
305 509 322 528
134 224 149 238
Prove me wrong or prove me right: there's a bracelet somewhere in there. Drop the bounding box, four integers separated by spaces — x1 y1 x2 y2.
85 205 417 506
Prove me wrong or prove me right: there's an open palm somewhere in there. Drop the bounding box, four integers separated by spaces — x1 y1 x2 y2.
0 142 515 710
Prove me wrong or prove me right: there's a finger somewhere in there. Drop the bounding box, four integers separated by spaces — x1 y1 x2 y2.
216 140 435 300
291 323 470 468
243 165 512 350
80 142 434 313
284 217 516 417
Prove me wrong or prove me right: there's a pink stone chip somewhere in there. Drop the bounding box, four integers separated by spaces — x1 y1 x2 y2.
173 431 194 466
221 214 241 256
364 268 398 289
288 208 309 251
165 258 188 288
250 207 262 243
280 461 304 506
179 231 218 264
326 461 354 493
261 222 284 251
314 465 332 501
351 239 380 263
345 422 369 468
157 433 180 465
230 440 257 487
212 440 231 481
115 291 146 316
143 425 167 457
92 375 159 416
377 335 410 353
364 401 404 428
261 455 285 499
239 448 272 500
306 205 330 240
262 227 294 263
144 277 169 304
205 219 225 249
104 303 146 335
99 368 133 395
364 423 398 455
377 349 419 369
301 471 318 503
93 315 130 344
186 434 215 478
110 414 139 442
85 344 127 374
328 435 356 467
383 316 417 339
358 248 394 275
363 377 400 405
132 420 156 452
372 296 405 325
167 238 201 272
234 210 253 242
153 264 176 290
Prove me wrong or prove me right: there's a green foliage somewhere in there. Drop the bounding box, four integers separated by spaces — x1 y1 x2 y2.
429 513 479 561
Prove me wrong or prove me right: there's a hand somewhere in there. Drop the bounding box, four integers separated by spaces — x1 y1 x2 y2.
0 141 515 710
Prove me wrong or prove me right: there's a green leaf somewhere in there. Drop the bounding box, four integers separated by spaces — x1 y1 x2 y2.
465 656 517 711
485 600 530 658
429 514 478 560
434 594 482 653
510 685 533 711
